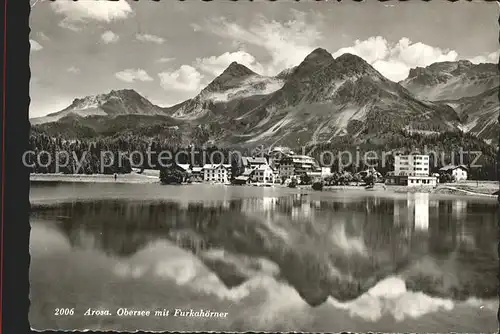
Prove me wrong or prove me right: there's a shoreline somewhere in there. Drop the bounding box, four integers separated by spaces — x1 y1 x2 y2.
30 172 159 184
30 173 498 199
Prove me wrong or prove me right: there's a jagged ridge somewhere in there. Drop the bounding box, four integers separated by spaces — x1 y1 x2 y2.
30 50 498 146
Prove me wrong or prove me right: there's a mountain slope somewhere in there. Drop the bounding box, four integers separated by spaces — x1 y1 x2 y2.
31 51 497 149
223 49 460 147
168 62 285 119
439 87 499 143
400 60 499 101
31 89 169 125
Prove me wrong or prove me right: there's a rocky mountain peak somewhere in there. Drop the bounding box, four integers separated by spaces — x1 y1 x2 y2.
304 48 333 62
334 53 370 67
203 62 258 93
223 61 256 77
290 48 334 79
401 59 499 101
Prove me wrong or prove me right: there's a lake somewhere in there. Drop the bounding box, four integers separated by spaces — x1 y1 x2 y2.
29 182 499 332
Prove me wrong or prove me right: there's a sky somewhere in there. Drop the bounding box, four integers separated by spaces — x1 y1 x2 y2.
29 0 500 118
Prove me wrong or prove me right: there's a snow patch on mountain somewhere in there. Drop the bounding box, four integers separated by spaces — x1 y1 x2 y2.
205 76 285 103
401 60 499 101
31 89 168 124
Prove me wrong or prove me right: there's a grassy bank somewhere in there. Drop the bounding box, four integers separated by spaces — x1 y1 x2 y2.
29 173 498 198
322 182 498 198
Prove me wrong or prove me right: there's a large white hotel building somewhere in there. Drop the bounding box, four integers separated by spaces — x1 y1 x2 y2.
386 154 437 187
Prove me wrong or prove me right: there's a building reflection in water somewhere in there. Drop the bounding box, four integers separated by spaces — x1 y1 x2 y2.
261 197 278 211
452 200 467 222
393 193 430 232
34 194 497 268
391 193 481 256
31 193 499 300
452 200 469 245
241 197 277 213
414 193 429 231
292 202 312 220
393 197 410 234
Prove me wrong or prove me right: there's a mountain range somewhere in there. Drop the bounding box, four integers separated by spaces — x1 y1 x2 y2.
31 48 499 147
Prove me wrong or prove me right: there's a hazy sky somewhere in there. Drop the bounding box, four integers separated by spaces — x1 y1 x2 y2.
29 0 499 117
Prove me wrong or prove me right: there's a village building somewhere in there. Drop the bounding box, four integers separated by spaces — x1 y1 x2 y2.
278 155 320 179
321 167 333 178
385 154 437 187
245 157 268 169
406 175 438 187
272 168 280 182
202 164 232 183
269 147 295 169
159 163 190 184
239 156 268 175
439 165 468 181
270 146 295 156
177 164 193 182
176 164 192 175
395 154 430 176
191 166 203 182
251 164 276 183
357 168 382 181
232 175 251 185
231 169 254 185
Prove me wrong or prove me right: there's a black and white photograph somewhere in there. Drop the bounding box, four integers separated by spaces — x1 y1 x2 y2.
27 0 499 332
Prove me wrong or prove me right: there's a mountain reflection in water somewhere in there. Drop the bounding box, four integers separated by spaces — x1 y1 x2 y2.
31 192 498 305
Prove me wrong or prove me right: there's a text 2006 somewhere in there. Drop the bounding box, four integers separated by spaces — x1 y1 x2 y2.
54 308 75 316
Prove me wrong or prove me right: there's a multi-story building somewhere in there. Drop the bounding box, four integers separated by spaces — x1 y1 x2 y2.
386 154 437 187
278 155 320 179
202 164 232 183
246 157 268 169
394 154 430 176
269 147 294 169
252 164 276 183
240 156 268 175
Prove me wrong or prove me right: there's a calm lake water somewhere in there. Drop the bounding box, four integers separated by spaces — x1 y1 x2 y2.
29 182 499 332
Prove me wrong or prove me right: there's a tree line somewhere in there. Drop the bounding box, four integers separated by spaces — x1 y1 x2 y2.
28 131 250 175
298 131 498 181
28 128 498 180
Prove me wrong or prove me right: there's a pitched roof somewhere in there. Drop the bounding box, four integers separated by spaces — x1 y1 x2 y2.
202 164 231 170
255 164 274 171
439 164 468 171
247 157 267 164
177 164 191 171
242 169 254 176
